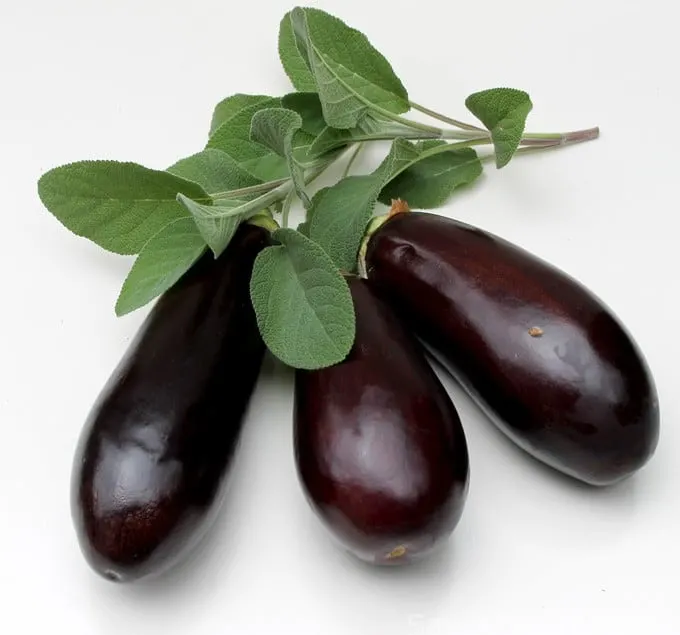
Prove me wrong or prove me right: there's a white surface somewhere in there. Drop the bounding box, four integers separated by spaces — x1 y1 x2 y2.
1 1 678 633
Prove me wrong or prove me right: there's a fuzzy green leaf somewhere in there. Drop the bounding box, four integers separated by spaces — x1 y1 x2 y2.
308 126 354 157
374 137 423 183
209 95 281 140
308 175 382 272
37 161 208 255
207 96 317 181
297 185 326 237
250 108 303 157
206 138 290 182
177 195 251 257
379 140 483 208
465 88 533 168
250 228 355 370
281 92 326 135
167 149 261 194
251 107 309 207
307 113 395 158
207 96 291 180
278 12 317 92
297 219 311 236
115 218 206 316
290 7 409 129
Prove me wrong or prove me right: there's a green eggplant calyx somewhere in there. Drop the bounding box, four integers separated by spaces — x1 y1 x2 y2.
247 211 280 233
358 199 411 278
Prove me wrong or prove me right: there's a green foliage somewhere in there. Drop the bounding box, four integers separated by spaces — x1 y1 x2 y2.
249 228 355 369
289 7 409 128
37 161 208 255
465 88 533 168
115 218 206 316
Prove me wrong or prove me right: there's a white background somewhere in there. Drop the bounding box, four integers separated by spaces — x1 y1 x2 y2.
1 1 678 633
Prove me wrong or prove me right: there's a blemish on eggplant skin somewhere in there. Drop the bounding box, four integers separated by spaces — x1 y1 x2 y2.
385 545 407 559
528 327 544 337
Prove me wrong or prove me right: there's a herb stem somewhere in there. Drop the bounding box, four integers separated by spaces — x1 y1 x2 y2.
521 126 600 145
212 125 598 223
367 103 600 148
212 155 341 223
241 181 294 219
308 131 479 155
210 178 289 200
298 148 346 170
479 136 594 164
440 129 490 141
327 125 598 151
408 101 485 132
280 190 296 228
343 143 364 177
368 103 446 135
304 162 333 185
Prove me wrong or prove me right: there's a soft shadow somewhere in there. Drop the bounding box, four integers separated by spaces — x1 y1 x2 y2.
115 479 243 603
336 536 460 586
41 228 134 281
297 515 463 625
259 348 295 385
500 434 641 518
296 485 463 591
490 152 571 214
124 492 241 601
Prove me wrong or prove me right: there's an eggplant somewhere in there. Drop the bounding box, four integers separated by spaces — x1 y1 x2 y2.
294 277 470 565
364 211 660 486
71 224 270 582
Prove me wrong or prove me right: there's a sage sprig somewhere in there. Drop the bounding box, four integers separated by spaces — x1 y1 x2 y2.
37 6 599 370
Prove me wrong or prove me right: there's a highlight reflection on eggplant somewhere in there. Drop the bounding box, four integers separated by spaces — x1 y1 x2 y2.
365 211 659 486
71 224 270 582
294 277 470 565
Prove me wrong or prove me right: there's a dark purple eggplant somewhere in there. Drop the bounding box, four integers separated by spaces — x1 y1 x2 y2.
364 211 660 486
71 224 270 582
294 277 469 565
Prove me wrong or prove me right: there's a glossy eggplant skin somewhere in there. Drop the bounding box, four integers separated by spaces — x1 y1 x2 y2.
365 212 660 486
71 224 270 582
294 277 469 565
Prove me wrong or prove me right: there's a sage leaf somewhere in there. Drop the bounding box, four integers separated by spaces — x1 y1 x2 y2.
207 96 292 179
167 149 261 195
465 88 533 168
308 174 382 272
249 228 355 370
278 12 317 92
115 218 206 316
37 161 208 255
307 128 368 159
251 107 309 207
177 194 252 257
290 7 409 129
308 126 354 157
250 108 302 157
378 140 483 208
297 220 311 236
297 184 326 237
209 95 281 140
281 92 326 135
374 137 424 183
307 113 398 158
207 138 290 182
207 96 316 181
